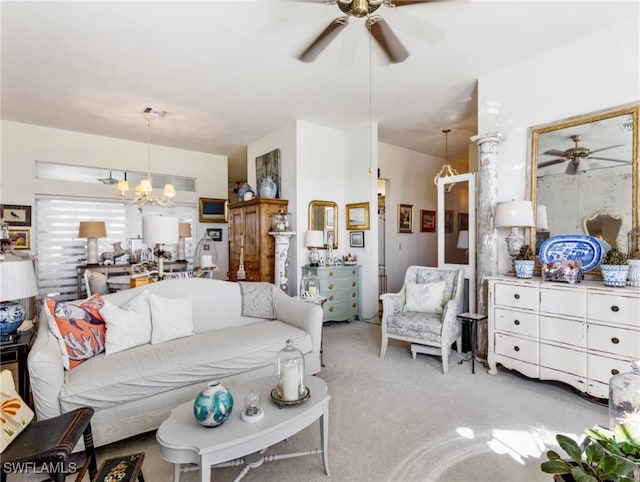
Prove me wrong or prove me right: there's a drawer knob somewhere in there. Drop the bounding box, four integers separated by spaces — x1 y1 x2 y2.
352 270 356 275
329 271 334 277
611 337 620 344
352 281 356 287
611 305 619 312
328 295 334 301
514 294 520 300
328 284 334 290
514 346 520 352
611 369 620 376
514 320 520 326
328 306 334 312
352 292 356 298
352 303 356 308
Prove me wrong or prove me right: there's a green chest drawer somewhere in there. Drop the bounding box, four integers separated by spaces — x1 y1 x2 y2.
302 265 360 322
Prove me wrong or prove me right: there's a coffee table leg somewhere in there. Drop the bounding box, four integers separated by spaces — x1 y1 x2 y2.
173 463 181 482
200 455 212 482
321 404 330 476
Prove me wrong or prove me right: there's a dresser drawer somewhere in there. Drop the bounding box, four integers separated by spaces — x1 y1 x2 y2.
324 289 358 303
493 283 537 311
494 334 538 364
539 315 585 347
540 287 586 318
588 293 640 327
318 277 358 292
588 323 640 358
494 308 538 338
540 342 586 376
324 299 358 321
587 352 634 385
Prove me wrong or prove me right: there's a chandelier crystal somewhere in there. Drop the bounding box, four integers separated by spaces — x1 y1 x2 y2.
433 128 459 193
117 108 176 211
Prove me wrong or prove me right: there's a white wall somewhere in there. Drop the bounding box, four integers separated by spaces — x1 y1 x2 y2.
477 18 640 274
1 121 230 276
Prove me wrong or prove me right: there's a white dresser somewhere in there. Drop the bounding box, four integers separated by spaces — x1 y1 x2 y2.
488 276 640 399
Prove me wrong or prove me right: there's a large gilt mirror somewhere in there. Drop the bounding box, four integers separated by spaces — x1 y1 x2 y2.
529 103 639 263
308 200 338 249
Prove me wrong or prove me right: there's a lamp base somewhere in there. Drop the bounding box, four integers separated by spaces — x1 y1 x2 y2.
0 331 19 344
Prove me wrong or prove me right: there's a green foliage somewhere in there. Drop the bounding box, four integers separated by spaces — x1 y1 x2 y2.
585 423 640 463
602 248 629 265
515 244 535 261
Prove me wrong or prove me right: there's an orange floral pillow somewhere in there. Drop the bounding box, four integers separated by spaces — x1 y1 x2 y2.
44 294 106 369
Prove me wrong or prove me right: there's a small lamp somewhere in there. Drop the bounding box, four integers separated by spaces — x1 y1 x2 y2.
142 215 178 280
176 222 192 262
536 205 549 231
494 200 535 266
305 231 324 267
78 221 107 265
457 230 469 250
241 390 264 423
0 257 38 342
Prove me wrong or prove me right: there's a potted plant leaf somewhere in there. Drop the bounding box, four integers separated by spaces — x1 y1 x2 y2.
601 248 629 287
514 244 535 279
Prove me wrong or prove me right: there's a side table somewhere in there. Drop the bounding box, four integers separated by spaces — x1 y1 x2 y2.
294 296 328 367
0 329 34 404
456 313 487 374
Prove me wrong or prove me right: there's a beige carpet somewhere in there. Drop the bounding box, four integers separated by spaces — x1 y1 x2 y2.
11 320 608 482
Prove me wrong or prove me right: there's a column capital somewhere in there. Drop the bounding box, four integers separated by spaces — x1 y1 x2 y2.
470 132 505 147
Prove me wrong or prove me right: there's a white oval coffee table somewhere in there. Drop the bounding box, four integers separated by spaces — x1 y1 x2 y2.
157 375 330 482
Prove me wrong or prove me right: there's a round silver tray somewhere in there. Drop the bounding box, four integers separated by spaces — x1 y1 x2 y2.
270 386 310 408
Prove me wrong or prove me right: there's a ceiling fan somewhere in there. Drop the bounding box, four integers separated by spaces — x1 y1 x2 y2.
98 171 119 185
538 134 628 175
298 0 438 64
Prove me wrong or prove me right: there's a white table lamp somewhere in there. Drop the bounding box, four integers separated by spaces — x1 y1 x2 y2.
78 221 107 265
536 205 549 231
177 222 192 261
494 200 535 260
305 231 324 267
457 230 469 249
143 216 178 279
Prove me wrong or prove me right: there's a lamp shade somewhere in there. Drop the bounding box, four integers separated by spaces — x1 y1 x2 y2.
305 230 324 248
143 216 179 245
179 222 192 238
0 258 38 302
457 230 469 249
494 201 535 228
78 221 106 238
536 205 549 230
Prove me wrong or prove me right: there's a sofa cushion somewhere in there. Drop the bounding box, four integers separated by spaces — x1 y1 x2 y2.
59 320 311 412
386 311 443 344
44 295 106 369
100 291 151 355
239 282 276 319
149 294 194 344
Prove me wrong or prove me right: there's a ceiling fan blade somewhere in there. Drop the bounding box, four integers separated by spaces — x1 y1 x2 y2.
538 159 565 168
543 149 568 157
587 144 624 155
298 18 348 63
565 160 580 175
586 156 630 163
368 18 409 63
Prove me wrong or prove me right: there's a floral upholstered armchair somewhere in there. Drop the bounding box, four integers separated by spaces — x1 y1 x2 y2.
379 266 464 374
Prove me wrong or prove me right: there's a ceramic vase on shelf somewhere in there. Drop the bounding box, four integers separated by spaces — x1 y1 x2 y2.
514 260 535 279
193 381 234 427
259 176 277 199
601 265 629 287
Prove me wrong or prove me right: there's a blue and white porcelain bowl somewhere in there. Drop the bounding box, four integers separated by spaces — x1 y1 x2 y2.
0 303 26 335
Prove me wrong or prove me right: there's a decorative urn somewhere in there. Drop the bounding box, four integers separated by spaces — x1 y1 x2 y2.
259 176 277 199
193 381 234 427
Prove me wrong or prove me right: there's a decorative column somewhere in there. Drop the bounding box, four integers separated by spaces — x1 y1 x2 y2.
470 133 504 359
269 232 296 293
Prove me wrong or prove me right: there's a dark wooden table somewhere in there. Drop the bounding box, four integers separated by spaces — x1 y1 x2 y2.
0 329 34 403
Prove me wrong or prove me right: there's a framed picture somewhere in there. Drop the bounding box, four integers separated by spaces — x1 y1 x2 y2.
458 212 469 231
350 231 365 248
444 210 454 233
206 228 223 241
1 204 31 226
420 210 436 232
398 204 413 233
8 228 30 250
346 202 370 230
199 198 228 223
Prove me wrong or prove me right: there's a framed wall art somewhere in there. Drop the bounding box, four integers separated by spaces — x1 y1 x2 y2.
9 229 30 250
199 198 228 223
420 210 436 232
458 212 469 231
1 204 31 226
206 228 223 241
444 210 454 233
350 231 365 248
398 204 413 233
346 202 370 230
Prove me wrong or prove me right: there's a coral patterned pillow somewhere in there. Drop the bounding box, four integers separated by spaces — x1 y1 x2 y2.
44 294 106 369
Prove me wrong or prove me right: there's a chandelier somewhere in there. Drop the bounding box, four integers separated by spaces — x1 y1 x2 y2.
433 128 459 193
117 108 176 211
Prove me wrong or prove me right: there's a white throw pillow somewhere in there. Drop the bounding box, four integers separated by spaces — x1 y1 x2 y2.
100 291 152 355
149 294 194 344
404 281 446 314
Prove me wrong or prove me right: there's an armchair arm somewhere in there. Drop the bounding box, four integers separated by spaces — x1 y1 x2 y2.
379 292 405 327
440 298 463 343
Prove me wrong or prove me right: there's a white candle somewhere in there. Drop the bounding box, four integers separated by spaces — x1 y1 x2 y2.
308 286 317 297
281 363 299 401
201 254 213 268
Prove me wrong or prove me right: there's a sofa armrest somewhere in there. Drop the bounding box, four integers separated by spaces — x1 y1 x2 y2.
272 290 323 358
28 313 64 420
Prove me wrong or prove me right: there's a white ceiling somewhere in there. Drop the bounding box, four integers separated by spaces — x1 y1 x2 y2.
1 1 636 184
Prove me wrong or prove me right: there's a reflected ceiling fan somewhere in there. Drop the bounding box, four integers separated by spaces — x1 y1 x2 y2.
538 134 627 175
299 0 439 64
98 171 119 185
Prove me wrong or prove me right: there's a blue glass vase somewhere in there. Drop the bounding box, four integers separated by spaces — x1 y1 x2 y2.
193 381 234 427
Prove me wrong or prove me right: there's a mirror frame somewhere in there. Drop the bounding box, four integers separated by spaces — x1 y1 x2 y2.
529 103 639 260
308 200 338 249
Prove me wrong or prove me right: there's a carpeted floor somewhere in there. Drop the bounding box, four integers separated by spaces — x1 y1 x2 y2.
11 319 608 482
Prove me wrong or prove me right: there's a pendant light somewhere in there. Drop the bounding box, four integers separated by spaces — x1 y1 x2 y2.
433 129 459 193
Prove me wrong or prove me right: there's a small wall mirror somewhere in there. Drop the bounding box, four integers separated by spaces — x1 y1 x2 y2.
308 200 338 249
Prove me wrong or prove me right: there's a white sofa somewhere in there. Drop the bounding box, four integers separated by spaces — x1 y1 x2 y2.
28 278 322 447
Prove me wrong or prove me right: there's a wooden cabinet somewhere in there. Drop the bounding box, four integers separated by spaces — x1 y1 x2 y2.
228 198 288 283
301 265 360 322
488 276 640 399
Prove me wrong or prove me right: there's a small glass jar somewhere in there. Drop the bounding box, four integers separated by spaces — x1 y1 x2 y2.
273 211 292 232
241 390 264 423
609 359 640 427
195 233 218 269
275 339 305 402
629 227 640 259
300 272 320 299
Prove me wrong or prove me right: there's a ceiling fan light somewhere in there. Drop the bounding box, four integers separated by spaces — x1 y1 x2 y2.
116 179 130 194
163 184 176 198
137 178 153 194
433 128 458 192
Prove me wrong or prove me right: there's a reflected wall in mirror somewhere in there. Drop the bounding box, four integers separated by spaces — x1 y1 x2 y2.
529 104 639 257
308 200 338 249
444 179 469 265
